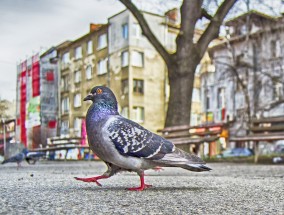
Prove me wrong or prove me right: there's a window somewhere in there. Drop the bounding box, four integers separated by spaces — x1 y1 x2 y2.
74 117 82 137
122 23 128 39
217 88 225 108
270 40 280 58
133 79 144 94
192 88 200 102
97 58 108 75
61 97 70 114
86 65 92 80
62 52 70 63
74 93 82 108
61 75 69 91
131 51 144 67
240 25 247 35
46 70 54 81
61 120 69 135
133 23 141 38
74 71 81 83
87 40 93 54
121 51 129 67
205 89 210 110
166 31 177 51
121 79 129 95
273 82 283 100
97 33 107 50
133 106 144 123
190 113 200 126
276 40 281 57
75 46 82 59
121 106 129 118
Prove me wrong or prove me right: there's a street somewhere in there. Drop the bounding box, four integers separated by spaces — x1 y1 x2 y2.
0 161 283 214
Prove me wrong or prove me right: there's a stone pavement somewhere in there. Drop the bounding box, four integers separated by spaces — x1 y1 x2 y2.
0 161 283 214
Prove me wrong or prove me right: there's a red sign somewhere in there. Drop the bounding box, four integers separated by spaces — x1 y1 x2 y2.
20 61 27 146
32 57 40 97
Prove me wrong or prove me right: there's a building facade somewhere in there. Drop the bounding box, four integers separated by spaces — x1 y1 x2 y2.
15 8 207 146
57 24 109 137
202 11 284 149
108 9 169 132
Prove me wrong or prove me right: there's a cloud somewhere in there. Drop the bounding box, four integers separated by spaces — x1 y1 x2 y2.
0 0 124 101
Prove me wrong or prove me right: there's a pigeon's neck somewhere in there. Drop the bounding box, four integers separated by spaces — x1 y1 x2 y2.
88 100 118 122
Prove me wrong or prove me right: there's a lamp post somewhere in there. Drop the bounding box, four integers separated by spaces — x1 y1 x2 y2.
2 118 6 159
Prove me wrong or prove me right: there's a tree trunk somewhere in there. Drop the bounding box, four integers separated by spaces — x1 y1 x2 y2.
165 68 195 127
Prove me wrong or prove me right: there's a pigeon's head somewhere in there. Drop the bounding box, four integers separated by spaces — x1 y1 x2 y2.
84 86 118 112
22 148 29 155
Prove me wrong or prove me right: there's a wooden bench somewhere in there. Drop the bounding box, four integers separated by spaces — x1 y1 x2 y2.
158 124 223 155
230 116 284 163
31 137 91 160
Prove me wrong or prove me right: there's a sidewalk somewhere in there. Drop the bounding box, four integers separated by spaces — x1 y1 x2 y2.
0 161 283 214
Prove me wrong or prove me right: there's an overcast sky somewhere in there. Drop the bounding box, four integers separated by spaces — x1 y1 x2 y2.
0 0 282 102
0 0 126 101
0 0 181 102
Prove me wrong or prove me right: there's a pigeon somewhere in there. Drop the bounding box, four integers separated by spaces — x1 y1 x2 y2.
25 152 46 164
75 86 211 191
2 148 29 169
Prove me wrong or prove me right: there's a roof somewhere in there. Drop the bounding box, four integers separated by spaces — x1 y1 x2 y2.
70 23 108 45
225 10 277 26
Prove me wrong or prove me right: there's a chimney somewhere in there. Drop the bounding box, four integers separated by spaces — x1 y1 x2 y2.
165 8 180 24
90 23 102 32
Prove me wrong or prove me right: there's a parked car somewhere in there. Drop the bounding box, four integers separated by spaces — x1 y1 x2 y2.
217 148 254 158
272 141 284 164
273 156 284 164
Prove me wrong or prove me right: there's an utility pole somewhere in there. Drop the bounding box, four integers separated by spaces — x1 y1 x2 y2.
2 118 6 159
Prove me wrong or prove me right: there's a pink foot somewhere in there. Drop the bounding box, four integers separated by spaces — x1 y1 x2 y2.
153 166 164 172
127 173 152 191
128 184 152 191
74 175 108 186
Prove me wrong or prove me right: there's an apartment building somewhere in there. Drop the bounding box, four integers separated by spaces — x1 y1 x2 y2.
58 24 109 136
202 11 284 148
108 9 168 132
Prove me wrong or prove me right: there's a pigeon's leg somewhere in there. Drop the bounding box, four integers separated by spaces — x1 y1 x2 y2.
74 162 119 187
74 175 109 186
17 162 21 170
128 172 152 191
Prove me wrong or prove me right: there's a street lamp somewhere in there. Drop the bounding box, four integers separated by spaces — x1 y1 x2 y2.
1 118 6 159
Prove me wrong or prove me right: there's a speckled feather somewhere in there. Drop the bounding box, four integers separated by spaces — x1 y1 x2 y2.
107 116 174 160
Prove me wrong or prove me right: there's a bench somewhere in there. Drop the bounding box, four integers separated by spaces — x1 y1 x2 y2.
158 124 223 155
31 137 91 160
230 116 284 163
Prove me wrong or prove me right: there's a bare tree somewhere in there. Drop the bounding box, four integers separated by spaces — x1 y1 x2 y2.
212 1 284 134
0 98 9 119
119 0 238 126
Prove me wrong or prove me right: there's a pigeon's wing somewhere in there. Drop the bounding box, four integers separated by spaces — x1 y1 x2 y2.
107 117 175 159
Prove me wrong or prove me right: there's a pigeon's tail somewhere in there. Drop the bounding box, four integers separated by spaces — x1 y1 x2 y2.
180 163 212 172
2 159 9 164
154 147 212 172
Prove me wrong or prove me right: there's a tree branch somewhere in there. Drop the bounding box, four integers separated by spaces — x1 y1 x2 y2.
201 8 213 20
118 0 173 66
196 0 238 58
258 99 284 115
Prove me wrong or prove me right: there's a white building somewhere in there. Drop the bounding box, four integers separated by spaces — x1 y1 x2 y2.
202 11 284 150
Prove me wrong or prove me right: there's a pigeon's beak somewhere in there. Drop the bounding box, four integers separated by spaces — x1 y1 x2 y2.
83 94 94 101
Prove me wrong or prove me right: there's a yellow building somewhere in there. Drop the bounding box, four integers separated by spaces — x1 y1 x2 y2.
57 24 109 136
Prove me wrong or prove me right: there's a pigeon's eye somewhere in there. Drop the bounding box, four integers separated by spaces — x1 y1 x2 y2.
96 88 103 95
